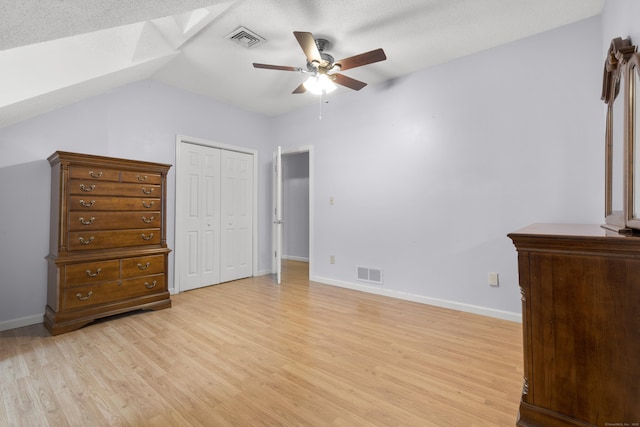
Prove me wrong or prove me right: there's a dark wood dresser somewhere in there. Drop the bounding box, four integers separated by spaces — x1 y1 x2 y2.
508 224 640 427
45 151 172 335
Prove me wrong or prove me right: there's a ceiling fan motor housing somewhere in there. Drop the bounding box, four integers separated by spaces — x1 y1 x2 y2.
307 52 335 72
305 38 336 73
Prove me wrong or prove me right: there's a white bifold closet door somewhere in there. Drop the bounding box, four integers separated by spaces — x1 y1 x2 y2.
220 149 253 282
180 143 253 291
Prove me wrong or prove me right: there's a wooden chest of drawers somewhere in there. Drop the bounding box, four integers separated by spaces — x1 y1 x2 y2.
45 151 172 335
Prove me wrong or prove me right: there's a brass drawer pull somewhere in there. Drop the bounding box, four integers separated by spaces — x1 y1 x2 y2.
78 236 94 245
144 281 157 289
76 291 93 301
137 175 147 182
142 201 154 209
79 184 95 192
141 216 154 224
141 233 154 241
79 200 95 208
137 262 150 270
142 187 153 195
79 216 95 225
89 171 103 178
86 268 102 277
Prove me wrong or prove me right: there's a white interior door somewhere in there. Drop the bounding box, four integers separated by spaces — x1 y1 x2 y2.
180 144 221 291
220 150 254 283
274 146 283 284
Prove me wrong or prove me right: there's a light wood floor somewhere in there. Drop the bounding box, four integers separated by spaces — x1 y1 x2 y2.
0 260 523 426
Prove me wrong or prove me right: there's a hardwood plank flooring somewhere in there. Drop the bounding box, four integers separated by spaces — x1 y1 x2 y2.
0 260 523 426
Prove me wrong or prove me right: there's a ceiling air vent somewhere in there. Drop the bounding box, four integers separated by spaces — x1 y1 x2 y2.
225 26 266 48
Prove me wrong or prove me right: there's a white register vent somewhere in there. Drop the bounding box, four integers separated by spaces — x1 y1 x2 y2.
225 26 266 48
357 266 383 285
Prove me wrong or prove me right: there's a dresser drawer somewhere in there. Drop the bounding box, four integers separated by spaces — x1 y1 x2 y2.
68 180 161 197
65 259 120 286
69 211 161 231
121 254 165 278
68 229 161 250
63 274 166 310
69 196 161 211
69 166 120 182
121 171 162 185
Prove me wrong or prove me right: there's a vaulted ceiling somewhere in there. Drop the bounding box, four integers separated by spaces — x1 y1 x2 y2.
0 0 604 128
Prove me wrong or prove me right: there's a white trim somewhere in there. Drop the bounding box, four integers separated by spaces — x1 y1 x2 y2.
174 134 259 294
311 274 522 323
282 255 310 262
0 313 43 332
256 268 273 276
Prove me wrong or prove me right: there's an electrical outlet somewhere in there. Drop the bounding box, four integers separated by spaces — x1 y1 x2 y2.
330 255 335 264
488 272 499 287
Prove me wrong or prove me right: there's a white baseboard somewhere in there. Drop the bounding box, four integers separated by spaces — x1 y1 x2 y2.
256 268 274 277
311 275 522 323
282 255 309 262
0 313 44 332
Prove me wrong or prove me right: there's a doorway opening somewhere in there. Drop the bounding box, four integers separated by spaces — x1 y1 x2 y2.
274 146 313 283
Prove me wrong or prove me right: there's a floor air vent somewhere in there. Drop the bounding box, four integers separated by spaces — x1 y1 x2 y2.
357 266 383 285
225 26 266 48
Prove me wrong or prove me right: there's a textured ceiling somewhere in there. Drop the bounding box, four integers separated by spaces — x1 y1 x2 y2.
0 0 604 127
0 0 222 50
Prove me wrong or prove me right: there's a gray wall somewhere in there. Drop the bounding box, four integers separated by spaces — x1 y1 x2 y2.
602 0 640 50
273 16 603 319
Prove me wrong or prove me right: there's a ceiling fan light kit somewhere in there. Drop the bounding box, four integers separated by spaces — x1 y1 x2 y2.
252 31 386 95
303 73 337 95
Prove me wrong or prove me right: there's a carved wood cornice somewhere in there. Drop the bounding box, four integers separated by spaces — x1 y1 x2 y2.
602 37 636 104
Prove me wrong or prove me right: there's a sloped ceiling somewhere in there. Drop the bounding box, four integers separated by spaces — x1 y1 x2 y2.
0 0 604 128
0 1 235 128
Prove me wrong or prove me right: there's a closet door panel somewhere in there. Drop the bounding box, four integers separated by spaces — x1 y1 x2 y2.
179 144 221 291
220 150 253 283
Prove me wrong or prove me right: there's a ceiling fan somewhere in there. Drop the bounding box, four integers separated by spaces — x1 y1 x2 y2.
253 31 387 95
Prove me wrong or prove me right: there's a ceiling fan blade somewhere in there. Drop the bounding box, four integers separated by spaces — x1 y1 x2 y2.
253 63 302 72
293 31 321 66
292 83 307 94
334 48 387 71
332 74 367 91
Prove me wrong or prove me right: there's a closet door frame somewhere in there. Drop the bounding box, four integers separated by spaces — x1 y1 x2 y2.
174 135 258 293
